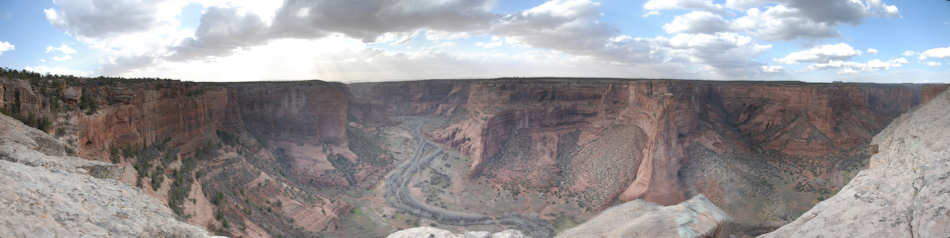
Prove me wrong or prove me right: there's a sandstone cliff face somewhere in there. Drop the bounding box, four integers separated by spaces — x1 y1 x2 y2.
350 79 947 235
761 90 950 238
0 77 364 238
0 113 213 237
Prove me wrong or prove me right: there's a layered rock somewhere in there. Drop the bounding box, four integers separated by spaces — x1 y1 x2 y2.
0 113 213 237
556 195 729 238
761 90 950 238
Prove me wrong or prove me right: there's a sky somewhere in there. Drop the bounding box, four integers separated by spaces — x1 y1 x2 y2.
0 0 948 83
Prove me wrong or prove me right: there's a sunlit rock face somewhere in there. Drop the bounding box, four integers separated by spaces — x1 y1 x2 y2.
762 90 950 238
556 195 729 238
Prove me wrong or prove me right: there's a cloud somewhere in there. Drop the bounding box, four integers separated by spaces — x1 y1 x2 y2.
168 0 496 62
0 41 13 56
866 48 878 54
663 32 773 78
43 0 188 38
643 0 727 15
52 55 73 61
902 50 917 57
761 65 784 73
663 11 730 34
919 46 950 61
24 65 92 76
46 44 77 55
809 57 908 74
730 0 899 41
775 43 862 64
925 61 943 67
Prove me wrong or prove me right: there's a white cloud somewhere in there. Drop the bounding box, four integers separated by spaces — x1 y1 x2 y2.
762 65 784 73
866 48 878 54
643 0 727 15
776 43 862 64
729 0 899 41
0 41 13 56
902 50 918 57
46 44 77 55
809 57 908 74
919 46 950 61
925 61 943 67
24 65 92 77
663 11 730 34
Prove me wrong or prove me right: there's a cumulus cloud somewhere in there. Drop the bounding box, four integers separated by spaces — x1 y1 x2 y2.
663 32 773 78
809 57 908 74
46 43 77 61
866 48 878 54
730 0 899 41
925 61 943 67
43 0 188 38
168 0 496 61
663 11 730 34
775 43 862 64
0 41 13 56
643 0 727 15
902 50 918 57
919 46 950 61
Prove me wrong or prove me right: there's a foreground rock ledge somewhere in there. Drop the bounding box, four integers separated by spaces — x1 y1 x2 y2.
556 194 729 238
762 90 950 238
0 114 214 237
386 194 728 238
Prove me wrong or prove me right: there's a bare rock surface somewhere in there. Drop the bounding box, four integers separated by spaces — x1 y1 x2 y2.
0 114 213 237
555 194 729 238
386 226 529 238
761 90 950 238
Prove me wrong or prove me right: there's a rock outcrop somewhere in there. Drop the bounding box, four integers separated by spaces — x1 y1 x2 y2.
556 195 729 238
761 90 950 237
386 227 529 238
0 113 213 237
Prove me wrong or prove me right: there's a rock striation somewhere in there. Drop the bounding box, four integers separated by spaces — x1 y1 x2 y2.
761 90 950 237
0 113 213 237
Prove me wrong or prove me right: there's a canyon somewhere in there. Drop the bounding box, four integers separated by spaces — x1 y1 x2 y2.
1 73 947 237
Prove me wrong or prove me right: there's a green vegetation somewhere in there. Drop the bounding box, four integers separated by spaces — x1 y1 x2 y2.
78 93 97 115
216 130 239 146
345 126 389 166
328 154 357 185
151 166 165 191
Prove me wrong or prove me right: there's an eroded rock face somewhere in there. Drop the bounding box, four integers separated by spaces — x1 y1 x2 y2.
0 113 213 237
761 90 950 238
351 79 948 235
556 195 729 238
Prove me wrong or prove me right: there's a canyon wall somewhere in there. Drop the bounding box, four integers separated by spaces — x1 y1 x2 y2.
350 79 947 234
3 75 947 237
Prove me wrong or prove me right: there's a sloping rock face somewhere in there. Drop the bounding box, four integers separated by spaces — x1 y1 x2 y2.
761 90 950 238
556 195 729 238
386 227 529 238
0 77 368 237
0 113 213 237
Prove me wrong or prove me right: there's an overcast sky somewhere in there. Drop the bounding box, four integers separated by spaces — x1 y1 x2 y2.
0 0 948 83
